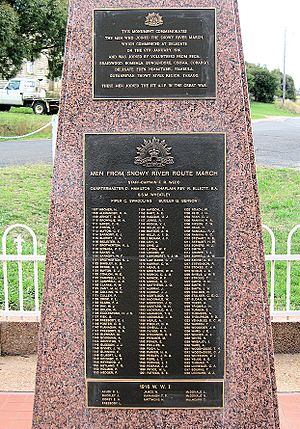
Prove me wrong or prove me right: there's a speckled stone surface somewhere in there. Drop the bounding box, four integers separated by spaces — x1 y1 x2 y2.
0 321 39 356
273 322 300 354
32 0 280 427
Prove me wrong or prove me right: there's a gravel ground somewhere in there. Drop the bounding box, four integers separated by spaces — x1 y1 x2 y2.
0 354 299 392
0 355 37 391
275 354 300 392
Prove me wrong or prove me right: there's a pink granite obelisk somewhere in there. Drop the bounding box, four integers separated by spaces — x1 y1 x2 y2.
32 0 280 427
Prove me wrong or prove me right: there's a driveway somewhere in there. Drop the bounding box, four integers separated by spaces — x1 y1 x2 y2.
252 117 300 169
0 139 52 167
0 118 299 168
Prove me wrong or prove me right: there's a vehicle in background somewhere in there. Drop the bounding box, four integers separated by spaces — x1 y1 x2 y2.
0 78 59 115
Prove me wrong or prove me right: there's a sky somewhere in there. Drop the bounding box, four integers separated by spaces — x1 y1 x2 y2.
238 0 300 88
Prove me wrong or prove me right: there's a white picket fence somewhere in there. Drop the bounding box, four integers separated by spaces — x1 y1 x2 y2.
263 224 300 317
0 225 45 319
0 224 299 320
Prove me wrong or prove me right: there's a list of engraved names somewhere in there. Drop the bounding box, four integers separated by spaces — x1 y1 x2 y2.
85 133 225 409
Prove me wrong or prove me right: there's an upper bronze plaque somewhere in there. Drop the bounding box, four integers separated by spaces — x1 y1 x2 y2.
93 9 216 99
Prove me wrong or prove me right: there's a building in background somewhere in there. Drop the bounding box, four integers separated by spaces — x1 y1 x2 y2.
0 53 61 94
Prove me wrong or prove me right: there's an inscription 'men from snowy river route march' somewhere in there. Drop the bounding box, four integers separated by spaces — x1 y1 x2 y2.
93 9 216 99
84 133 225 409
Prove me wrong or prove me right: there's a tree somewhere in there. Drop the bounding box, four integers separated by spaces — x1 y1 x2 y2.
0 2 26 78
0 0 68 79
286 75 297 101
272 69 297 101
246 63 280 103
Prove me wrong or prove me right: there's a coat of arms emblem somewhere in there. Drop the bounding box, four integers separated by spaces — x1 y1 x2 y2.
134 137 174 168
145 12 164 27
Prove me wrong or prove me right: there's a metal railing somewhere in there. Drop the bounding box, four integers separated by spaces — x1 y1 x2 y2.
0 224 45 319
0 224 299 320
263 224 300 318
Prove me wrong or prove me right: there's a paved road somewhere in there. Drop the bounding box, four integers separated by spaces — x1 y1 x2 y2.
0 139 52 167
253 117 300 169
0 118 299 168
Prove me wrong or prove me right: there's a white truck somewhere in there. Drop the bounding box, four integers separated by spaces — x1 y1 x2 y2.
0 78 59 115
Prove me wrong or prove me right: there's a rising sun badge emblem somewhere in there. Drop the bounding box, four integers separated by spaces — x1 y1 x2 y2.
145 12 164 27
134 137 174 168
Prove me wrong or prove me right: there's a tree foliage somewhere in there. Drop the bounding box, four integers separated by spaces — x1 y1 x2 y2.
0 2 25 78
246 62 297 103
0 0 68 79
246 63 279 103
271 68 297 101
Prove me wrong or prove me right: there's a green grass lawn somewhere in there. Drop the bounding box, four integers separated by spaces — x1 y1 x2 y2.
0 102 298 141
0 107 52 140
0 165 52 310
258 167 300 311
0 164 299 312
0 102 295 141
251 101 300 120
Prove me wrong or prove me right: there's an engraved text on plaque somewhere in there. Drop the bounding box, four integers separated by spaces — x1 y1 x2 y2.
93 9 216 99
85 133 226 408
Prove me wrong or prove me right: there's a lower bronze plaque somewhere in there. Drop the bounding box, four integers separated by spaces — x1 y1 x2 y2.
85 133 226 409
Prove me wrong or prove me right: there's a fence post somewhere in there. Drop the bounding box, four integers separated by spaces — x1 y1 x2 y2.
262 225 276 316
52 115 59 164
286 225 300 315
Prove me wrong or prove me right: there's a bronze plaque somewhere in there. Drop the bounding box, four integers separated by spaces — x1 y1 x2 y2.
85 133 226 408
93 9 216 99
